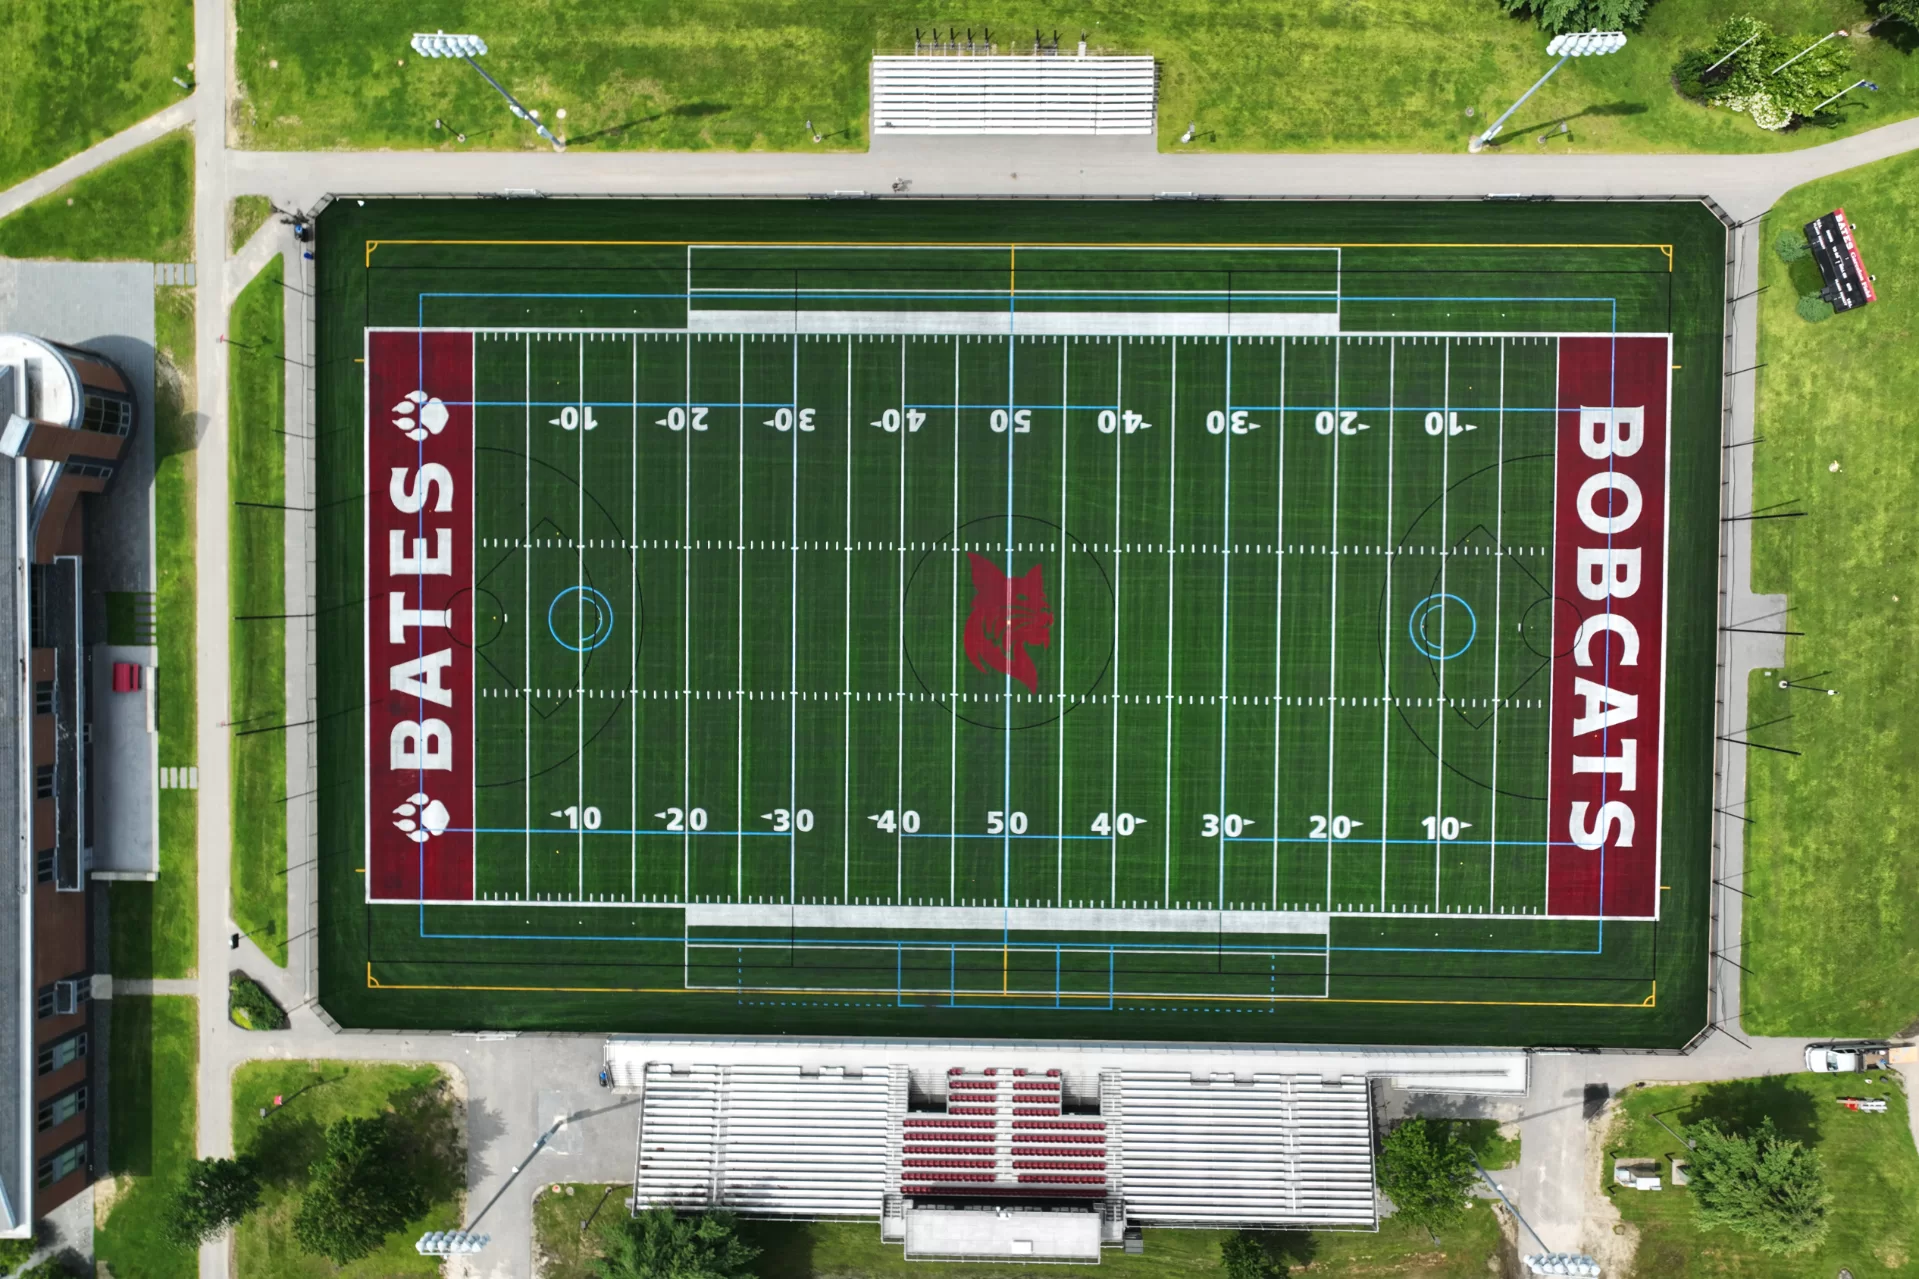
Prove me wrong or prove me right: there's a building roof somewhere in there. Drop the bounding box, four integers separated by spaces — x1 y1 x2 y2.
0 432 28 1236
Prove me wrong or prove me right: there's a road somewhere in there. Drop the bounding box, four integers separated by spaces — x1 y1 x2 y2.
2 7 1915 1272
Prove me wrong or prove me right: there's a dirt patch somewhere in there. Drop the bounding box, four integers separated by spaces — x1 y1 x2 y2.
1578 1091 1640 1279
92 1175 121 1226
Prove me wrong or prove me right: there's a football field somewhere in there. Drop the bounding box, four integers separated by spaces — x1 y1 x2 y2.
318 199 1724 1045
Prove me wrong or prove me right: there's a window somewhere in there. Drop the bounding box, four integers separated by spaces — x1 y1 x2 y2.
37 976 88 1019
36 1085 87 1131
34 765 54 799
36 847 54 883
65 460 115 480
36 1031 85 1075
34 680 54 714
37 1140 86 1187
81 394 131 437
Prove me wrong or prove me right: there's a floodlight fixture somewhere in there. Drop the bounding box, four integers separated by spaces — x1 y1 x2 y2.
408 30 564 151
1470 31 1627 152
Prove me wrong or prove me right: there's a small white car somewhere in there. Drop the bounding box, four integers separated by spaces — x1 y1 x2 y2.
1805 1042 1889 1073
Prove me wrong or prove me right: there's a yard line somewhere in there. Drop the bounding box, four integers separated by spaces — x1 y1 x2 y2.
1325 338 1342 911
736 335 746 900
1219 334 1233 912
523 338 533 900
1163 339 1178 908
1379 339 1396 909
1057 337 1069 907
896 334 906 904
1489 339 1507 910
682 332 692 905
1004 327 1015 922
844 338 853 903
950 339 960 906
630 338 639 903
792 331 802 907
1110 340 1123 906
1433 340 1453 910
1271 338 1287 909
577 337 586 902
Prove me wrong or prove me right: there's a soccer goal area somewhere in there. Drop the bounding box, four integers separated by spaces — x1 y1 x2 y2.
318 199 1723 1046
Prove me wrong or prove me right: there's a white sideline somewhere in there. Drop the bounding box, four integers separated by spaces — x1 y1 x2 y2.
686 308 1341 336
685 902 1332 935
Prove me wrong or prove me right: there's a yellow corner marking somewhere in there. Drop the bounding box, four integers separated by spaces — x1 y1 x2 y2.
365 240 379 267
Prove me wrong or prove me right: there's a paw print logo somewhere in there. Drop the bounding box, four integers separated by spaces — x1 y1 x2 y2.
392 389 450 442
392 792 451 844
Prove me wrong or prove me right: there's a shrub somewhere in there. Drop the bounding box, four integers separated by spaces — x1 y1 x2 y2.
1773 228 1812 262
1796 292 1834 322
593 1208 758 1279
1684 15 1855 131
228 972 287 1030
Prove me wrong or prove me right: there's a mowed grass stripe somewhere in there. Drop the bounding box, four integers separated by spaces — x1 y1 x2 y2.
467 332 1573 923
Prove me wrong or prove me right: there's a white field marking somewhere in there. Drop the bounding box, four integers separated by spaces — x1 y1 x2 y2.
631 337 639 902
736 336 746 898
1379 339 1396 909
1271 337 1287 909
1218 333 1233 912
1433 340 1452 909
1163 338 1177 907
682 332 692 903
686 310 1340 338
1057 337 1069 906
524 335 532 900
949 337 960 906
1489 339 1507 911
577 336 586 900
843 338 853 902
792 331 802 907
1334 247 1344 332
1544 336 1562 916
1324 337 1341 912
1110 339 1123 907
1002 325 1015 916
896 334 906 903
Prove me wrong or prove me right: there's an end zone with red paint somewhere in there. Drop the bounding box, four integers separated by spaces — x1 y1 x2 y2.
365 330 475 901
1547 336 1670 919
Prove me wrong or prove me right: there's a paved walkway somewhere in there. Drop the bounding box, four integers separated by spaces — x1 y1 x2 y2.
3 16 1913 1276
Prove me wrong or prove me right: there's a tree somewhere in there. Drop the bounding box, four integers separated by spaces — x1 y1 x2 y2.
1686 1118 1831 1255
1500 0 1654 35
1877 0 1919 29
291 1116 430 1263
1221 1231 1287 1279
0 1237 34 1277
165 1156 264 1246
592 1208 759 1279
1686 15 1856 130
1377 1120 1478 1235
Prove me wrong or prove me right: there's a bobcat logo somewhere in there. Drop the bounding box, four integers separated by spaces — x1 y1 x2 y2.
392 792 450 844
963 553 1053 694
392 389 450 442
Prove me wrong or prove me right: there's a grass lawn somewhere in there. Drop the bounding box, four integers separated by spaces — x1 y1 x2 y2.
534 1184 1506 1279
1605 1073 1919 1275
0 0 193 190
0 130 192 261
112 285 198 980
230 0 1916 157
1745 151 1919 1036
230 256 289 965
94 997 199 1279
231 195 274 255
232 1060 464 1279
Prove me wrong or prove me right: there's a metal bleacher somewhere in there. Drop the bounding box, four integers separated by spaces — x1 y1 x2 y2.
870 55 1157 135
1116 1072 1377 1229
631 1063 893 1217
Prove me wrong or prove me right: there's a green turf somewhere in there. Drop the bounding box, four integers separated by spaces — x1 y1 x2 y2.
231 195 274 256
1744 153 1919 1037
94 997 199 1279
232 1060 463 1279
112 286 200 980
534 1182 1508 1279
230 0 1913 157
0 0 193 190
0 130 192 262
231 257 290 966
315 198 1723 1045
1604 1073 1919 1276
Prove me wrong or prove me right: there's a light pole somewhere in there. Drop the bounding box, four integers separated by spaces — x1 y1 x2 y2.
1469 30 1626 153
410 31 565 152
1809 78 1877 114
1772 30 1846 75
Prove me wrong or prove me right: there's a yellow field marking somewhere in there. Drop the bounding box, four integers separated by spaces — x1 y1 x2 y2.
368 964 1655 1009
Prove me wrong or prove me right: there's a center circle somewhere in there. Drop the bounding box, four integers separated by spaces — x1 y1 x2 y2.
1408 593 1476 661
548 585 615 653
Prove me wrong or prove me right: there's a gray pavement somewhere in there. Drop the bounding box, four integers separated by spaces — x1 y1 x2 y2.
3 18 1915 1276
